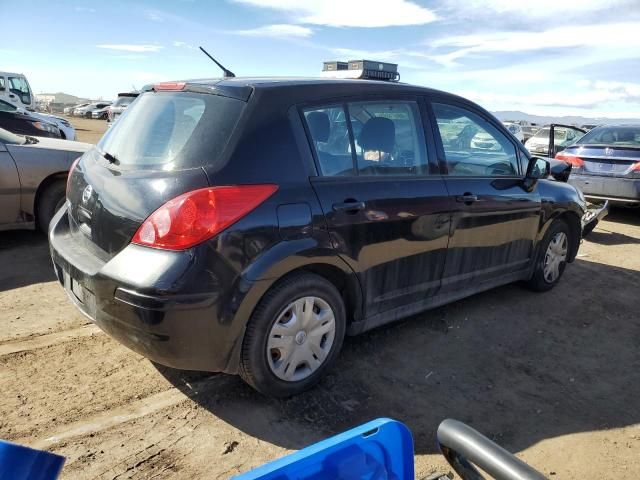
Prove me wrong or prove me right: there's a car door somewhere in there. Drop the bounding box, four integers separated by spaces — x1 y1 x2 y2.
0 140 21 227
303 97 451 321
428 100 541 293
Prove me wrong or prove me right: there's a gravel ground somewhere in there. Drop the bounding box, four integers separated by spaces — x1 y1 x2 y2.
0 119 638 478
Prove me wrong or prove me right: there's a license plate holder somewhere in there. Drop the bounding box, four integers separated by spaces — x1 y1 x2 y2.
63 270 85 304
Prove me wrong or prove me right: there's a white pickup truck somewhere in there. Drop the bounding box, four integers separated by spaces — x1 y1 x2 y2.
0 72 35 110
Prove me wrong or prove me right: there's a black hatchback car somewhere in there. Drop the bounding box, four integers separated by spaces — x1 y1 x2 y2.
50 77 588 397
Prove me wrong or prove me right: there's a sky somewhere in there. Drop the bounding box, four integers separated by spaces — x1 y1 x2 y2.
2 0 640 118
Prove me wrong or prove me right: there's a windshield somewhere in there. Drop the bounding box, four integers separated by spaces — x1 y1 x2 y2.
0 126 25 145
8 76 31 104
97 91 244 169
578 126 640 146
533 127 566 140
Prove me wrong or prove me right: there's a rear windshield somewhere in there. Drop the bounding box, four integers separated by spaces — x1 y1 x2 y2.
113 95 137 107
578 126 640 146
97 91 244 169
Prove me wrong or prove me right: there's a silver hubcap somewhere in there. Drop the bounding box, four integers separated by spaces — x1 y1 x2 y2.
267 296 336 382
543 232 568 283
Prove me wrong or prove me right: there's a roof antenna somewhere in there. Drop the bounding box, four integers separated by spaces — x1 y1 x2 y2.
199 46 236 78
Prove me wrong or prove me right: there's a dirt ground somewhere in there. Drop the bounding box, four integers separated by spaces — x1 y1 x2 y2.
68 116 108 144
1 119 639 479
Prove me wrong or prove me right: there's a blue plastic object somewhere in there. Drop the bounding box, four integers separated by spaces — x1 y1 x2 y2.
0 440 65 480
233 418 414 480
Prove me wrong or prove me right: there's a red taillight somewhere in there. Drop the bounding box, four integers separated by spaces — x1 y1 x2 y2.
131 185 278 250
67 157 81 197
556 152 584 167
153 81 186 91
632 162 640 172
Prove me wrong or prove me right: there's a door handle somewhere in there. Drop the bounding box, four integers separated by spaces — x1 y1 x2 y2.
333 200 365 213
455 193 478 204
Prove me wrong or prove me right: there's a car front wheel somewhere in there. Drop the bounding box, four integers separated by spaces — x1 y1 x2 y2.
239 272 346 398
527 219 571 291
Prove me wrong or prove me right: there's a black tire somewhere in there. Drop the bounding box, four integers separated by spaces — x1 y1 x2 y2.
239 272 346 398
37 180 66 232
527 219 571 292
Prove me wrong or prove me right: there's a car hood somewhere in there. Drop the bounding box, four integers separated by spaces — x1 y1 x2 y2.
22 136 92 153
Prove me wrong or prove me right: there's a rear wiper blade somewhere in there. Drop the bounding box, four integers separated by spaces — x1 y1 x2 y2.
103 151 120 165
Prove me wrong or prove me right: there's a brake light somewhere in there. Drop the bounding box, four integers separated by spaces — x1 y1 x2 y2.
632 162 640 172
556 152 584 167
132 185 278 250
67 157 81 197
153 81 186 91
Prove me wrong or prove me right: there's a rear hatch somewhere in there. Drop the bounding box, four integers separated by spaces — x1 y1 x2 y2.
67 87 247 259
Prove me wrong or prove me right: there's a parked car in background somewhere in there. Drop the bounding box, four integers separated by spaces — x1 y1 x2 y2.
107 92 138 127
91 105 111 120
470 131 500 150
0 100 76 140
557 124 640 206
580 124 599 131
0 127 91 231
0 71 35 110
64 103 88 115
503 122 525 142
0 100 61 138
51 76 589 397
525 125 585 156
74 102 112 118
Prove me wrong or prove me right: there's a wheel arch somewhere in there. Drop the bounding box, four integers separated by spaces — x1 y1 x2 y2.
557 211 581 262
31 171 67 218
538 209 581 263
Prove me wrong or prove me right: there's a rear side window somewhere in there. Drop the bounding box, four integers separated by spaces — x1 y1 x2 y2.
98 91 244 169
303 100 428 177
433 103 519 177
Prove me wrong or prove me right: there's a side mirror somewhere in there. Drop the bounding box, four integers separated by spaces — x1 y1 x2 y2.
522 157 550 192
526 157 550 180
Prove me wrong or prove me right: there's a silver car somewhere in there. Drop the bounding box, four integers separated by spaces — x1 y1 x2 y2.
558 124 640 206
0 127 91 231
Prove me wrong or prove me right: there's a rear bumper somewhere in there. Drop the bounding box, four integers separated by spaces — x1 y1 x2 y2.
569 174 640 204
48 205 264 373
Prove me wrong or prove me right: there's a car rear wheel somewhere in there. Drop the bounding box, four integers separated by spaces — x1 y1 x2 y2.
239 272 345 398
527 219 570 291
37 180 66 232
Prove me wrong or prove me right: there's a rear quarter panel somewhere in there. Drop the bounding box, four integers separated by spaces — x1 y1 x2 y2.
7 144 80 215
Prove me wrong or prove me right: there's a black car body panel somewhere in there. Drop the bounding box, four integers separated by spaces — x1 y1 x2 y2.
0 110 61 138
50 77 587 374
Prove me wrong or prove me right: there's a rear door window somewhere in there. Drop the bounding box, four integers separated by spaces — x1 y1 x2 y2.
97 91 244 169
303 99 428 177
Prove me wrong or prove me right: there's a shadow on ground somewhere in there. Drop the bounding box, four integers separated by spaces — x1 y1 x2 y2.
158 258 640 455
0 230 55 291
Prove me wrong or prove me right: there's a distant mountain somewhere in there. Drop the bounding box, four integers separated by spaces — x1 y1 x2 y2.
492 110 640 126
37 92 91 104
